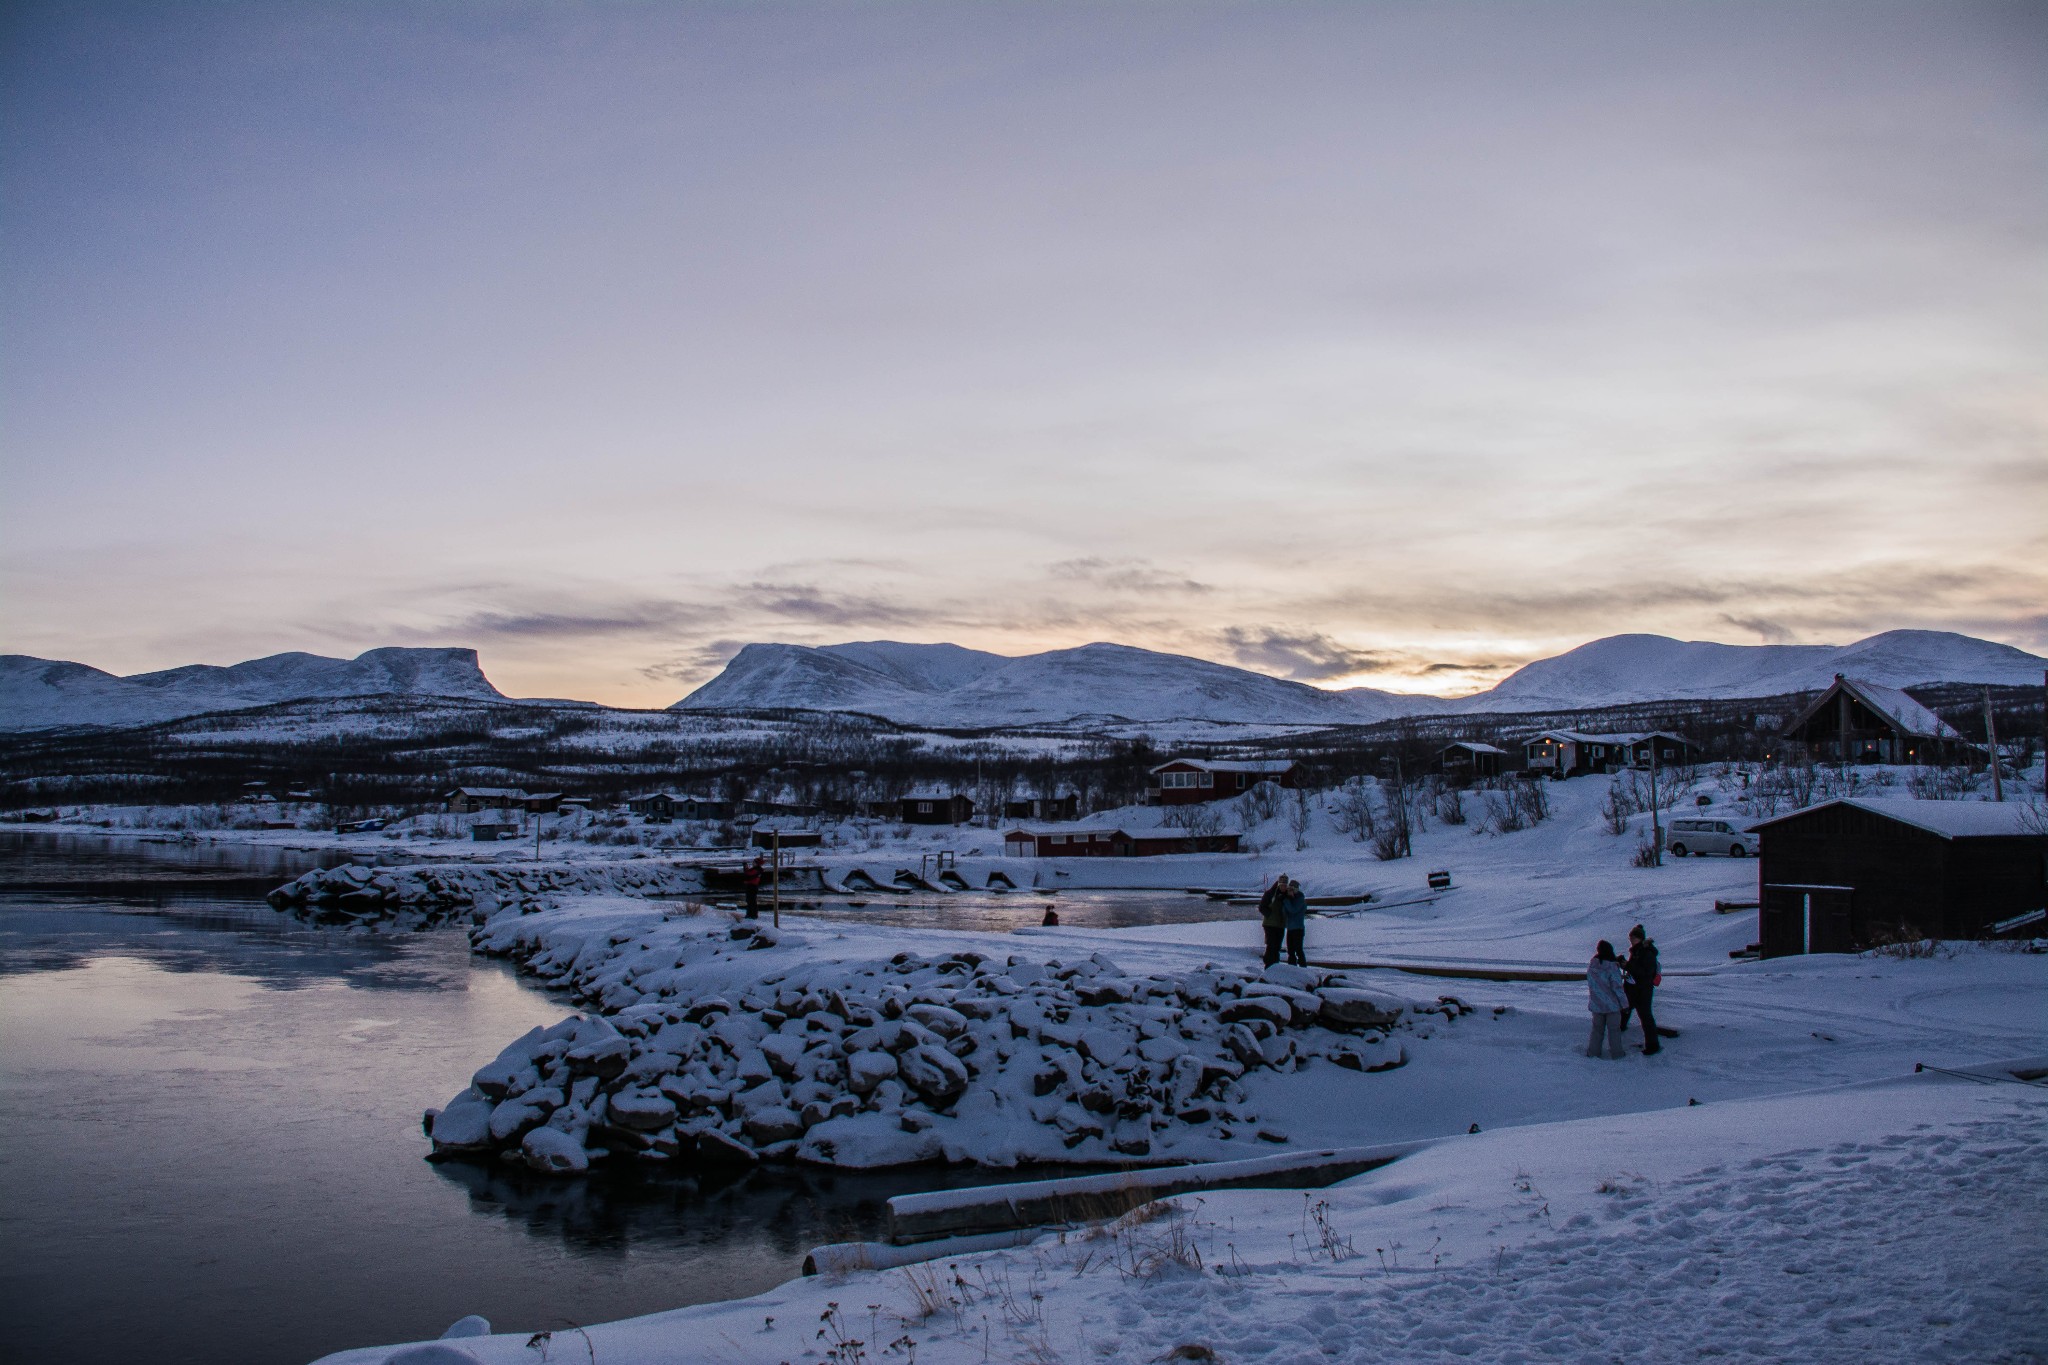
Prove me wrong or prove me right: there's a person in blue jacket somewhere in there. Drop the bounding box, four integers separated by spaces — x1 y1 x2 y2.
1585 940 1628 1060
1281 878 1310 967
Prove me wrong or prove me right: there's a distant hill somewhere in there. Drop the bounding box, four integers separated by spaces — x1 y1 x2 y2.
0 647 506 731
1464 630 2048 713
675 630 2047 727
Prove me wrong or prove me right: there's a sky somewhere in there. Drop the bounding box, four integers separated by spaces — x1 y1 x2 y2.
3 1 2044 706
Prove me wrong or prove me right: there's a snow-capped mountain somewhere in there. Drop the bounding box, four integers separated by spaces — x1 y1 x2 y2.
0 647 506 732
676 641 1389 727
675 630 2046 726
1465 630 2047 713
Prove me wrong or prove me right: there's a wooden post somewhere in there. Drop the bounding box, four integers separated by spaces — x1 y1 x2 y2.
1836 681 1851 775
534 810 543 862
1983 688 2003 802
772 828 782 928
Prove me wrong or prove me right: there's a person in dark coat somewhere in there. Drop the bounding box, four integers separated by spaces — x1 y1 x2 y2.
1281 878 1310 967
1621 923 1660 1054
1258 874 1289 967
742 857 765 919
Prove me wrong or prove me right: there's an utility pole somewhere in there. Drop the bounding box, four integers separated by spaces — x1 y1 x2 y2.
771 828 782 929
1982 688 2003 802
534 809 544 861
1648 737 1663 866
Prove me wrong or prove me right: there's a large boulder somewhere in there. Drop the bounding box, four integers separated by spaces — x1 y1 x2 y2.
898 1044 970 1103
1219 995 1293 1029
1317 989 1407 1030
846 1050 898 1094
427 1090 495 1153
742 1105 805 1144
521 1125 590 1174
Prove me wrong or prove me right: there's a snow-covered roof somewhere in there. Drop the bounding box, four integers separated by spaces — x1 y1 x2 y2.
1526 730 1688 747
1837 679 1964 741
1149 759 1295 775
1748 797 2044 840
901 790 966 802
1442 741 1508 755
447 786 525 798
1005 826 1132 839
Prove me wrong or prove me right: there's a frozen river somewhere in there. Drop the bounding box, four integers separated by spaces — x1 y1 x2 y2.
0 833 1024 1365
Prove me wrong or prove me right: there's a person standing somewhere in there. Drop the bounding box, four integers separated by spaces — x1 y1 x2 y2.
1281 877 1310 967
1585 940 1627 1060
1258 873 1288 967
1622 923 1661 1055
742 856 765 920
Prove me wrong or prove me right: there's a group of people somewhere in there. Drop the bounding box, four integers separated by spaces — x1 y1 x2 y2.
1256 874 1310 968
1586 924 1662 1059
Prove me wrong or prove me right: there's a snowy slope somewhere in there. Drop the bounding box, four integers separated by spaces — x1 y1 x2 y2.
674 629 2045 726
676 641 1376 726
1462 629 2047 712
0 647 506 731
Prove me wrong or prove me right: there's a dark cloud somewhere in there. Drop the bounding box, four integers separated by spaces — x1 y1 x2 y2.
1218 628 1389 681
1720 614 1799 645
448 601 723 639
1049 558 1212 595
737 583 941 627
640 638 748 683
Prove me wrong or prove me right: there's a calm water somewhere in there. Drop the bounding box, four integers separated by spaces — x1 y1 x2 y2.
0 833 1027 1365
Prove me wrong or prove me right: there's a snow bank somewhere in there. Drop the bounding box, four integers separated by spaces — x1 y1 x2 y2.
424 906 1462 1174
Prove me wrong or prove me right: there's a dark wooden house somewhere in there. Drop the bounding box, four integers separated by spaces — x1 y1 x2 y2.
898 791 974 825
1438 741 1509 780
1003 793 1081 821
1521 730 1693 778
628 792 732 821
1748 797 2047 954
443 786 526 814
1779 675 1968 766
1148 759 1297 805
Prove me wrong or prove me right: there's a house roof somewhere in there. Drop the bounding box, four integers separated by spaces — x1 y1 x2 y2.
447 786 525 798
1747 797 2044 840
1006 826 1132 839
1527 730 1689 747
1787 677 1965 742
902 790 966 802
1149 759 1295 775
1443 741 1509 755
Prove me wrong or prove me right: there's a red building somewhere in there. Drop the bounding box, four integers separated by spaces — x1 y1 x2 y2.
1002 827 1243 857
1148 758 1297 805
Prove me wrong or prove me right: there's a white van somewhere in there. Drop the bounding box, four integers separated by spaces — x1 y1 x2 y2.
1666 818 1757 858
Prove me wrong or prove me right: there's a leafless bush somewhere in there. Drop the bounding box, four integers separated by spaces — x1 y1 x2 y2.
1601 781 1633 836
1482 791 1525 834
1630 837 1661 868
1165 801 1224 837
1239 781 1284 823
1436 787 1466 826
1327 778 1378 843
1286 789 1314 851
1371 778 1411 860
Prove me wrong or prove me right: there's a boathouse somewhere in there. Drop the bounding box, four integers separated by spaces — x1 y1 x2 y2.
1747 797 2047 954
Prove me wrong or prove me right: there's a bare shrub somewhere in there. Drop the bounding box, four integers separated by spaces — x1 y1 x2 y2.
1437 787 1466 826
1630 838 1661 868
1327 778 1378 843
1285 788 1314 851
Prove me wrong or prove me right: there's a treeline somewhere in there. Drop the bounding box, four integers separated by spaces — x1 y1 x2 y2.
1 683 2038 815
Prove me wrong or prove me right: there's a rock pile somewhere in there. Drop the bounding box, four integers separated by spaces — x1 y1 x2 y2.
429 918 1461 1174
266 861 705 925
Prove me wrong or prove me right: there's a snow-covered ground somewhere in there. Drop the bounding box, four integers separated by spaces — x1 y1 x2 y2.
21 768 2047 1363
320 1065 2046 1365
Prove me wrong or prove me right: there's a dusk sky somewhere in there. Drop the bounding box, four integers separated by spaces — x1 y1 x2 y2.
4 1 2043 706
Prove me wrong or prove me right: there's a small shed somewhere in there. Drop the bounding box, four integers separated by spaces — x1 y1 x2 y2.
1747 797 2047 954
899 791 974 825
1438 741 1509 780
1149 759 1297 805
1779 675 1968 766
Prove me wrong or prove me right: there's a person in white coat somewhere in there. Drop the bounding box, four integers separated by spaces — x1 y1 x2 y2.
1586 940 1628 1060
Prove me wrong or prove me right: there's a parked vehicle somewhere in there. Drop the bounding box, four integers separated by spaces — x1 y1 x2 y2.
1666 817 1757 857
